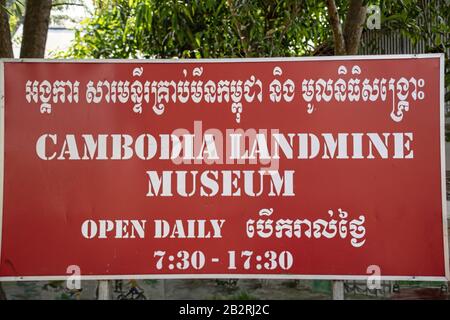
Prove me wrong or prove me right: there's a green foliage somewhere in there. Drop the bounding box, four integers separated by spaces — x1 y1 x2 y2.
373 0 450 139
2 0 24 35
61 0 450 60
61 0 450 133
1 0 23 16
143 279 158 286
231 290 258 300
61 0 334 59
380 0 450 46
370 2 450 63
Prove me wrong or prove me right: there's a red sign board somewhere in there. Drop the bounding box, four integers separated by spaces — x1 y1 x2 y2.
0 55 448 281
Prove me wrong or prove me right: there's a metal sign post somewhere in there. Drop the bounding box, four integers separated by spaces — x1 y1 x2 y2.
332 280 345 300
98 280 111 300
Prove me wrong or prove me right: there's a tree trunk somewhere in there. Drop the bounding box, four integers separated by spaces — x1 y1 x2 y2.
326 0 346 55
20 0 52 58
0 0 13 58
343 0 367 55
326 0 367 55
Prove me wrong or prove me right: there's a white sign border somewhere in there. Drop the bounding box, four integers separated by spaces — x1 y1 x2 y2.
0 54 448 282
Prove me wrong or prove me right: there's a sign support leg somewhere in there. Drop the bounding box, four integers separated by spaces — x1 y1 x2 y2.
332 280 344 300
98 280 111 300
161 279 167 299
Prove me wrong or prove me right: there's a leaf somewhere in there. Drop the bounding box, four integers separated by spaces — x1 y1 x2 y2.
1 5 13 16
